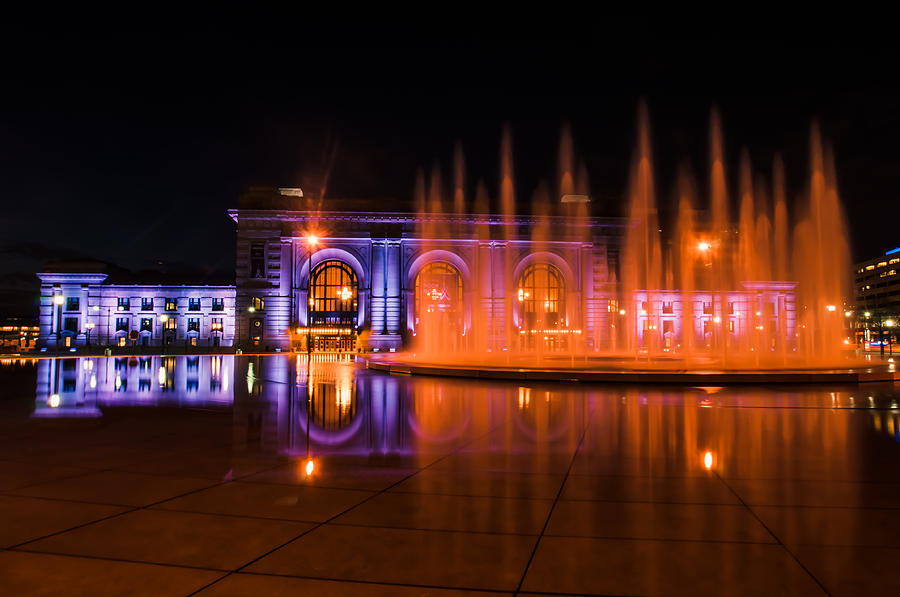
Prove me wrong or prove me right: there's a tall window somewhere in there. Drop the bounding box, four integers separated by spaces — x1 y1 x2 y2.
140 318 153 332
211 318 223 332
165 317 176 330
165 298 177 311
517 264 564 330
250 297 264 311
188 298 201 311
187 318 200 332
250 243 265 278
117 298 130 311
63 317 78 333
142 298 153 311
414 262 462 326
66 297 79 311
116 317 128 332
212 297 224 311
310 261 358 327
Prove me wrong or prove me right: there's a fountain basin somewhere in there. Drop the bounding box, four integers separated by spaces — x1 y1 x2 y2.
367 356 899 385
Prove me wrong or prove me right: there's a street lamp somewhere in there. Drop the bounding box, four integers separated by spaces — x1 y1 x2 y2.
305 233 320 355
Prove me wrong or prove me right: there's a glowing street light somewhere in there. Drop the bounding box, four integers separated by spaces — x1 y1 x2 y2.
53 295 64 305
826 305 837 312
304 458 315 477
887 320 896 328
703 450 714 471
697 241 711 252
845 311 853 318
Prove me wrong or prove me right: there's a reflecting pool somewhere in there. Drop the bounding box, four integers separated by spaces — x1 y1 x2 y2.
2 355 900 596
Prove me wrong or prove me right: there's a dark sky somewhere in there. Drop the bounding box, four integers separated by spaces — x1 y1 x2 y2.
1 22 899 315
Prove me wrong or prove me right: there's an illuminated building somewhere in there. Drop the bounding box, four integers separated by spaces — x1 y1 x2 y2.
853 246 900 348
35 186 798 353
36 272 235 349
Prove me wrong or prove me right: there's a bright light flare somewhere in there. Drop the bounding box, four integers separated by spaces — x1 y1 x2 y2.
826 305 837 312
306 234 319 247
697 241 711 252
703 450 714 471
304 458 315 477
53 295 64 305
48 394 60 408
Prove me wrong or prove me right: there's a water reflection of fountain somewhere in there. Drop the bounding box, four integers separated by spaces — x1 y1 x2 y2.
408 105 853 370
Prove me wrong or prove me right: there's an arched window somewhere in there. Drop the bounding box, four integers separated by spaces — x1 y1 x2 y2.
517 263 565 330
414 262 463 325
310 261 358 327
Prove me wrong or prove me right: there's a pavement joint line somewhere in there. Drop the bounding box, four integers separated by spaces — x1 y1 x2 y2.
6 546 229 572
513 395 592 596
185 415 517 597
4 459 291 551
715 471 833 597
232 569 516 594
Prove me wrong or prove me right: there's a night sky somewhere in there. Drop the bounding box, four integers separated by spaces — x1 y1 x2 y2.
2 23 898 317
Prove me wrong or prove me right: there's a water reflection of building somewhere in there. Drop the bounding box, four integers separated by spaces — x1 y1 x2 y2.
34 356 233 417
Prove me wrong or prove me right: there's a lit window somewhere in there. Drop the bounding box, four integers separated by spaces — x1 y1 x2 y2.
662 301 674 315
309 261 359 327
517 264 564 330
165 298 177 311
866 265 875 271
211 317 223 331
118 337 126 347
165 317 176 330
414 262 462 324
117 298 130 311
140 318 153 332
877 261 887 268
250 296 265 311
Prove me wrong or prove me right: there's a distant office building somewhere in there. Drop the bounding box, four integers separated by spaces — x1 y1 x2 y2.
853 247 900 347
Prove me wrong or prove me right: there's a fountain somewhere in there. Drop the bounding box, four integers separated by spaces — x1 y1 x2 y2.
383 104 884 383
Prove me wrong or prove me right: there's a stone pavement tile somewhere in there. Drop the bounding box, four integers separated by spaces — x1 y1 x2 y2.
197 573 508 596
569 453 706 478
247 524 535 592
560 473 740 504
113 451 279 480
727 479 900 508
9 470 218 506
790 545 900 597
24 508 312 570
390 468 564 500
546 500 774 543
334 491 552 534
0 495 128 548
429 450 575 475
754 505 900 547
0 551 223 597
0 459 93 491
244 462 416 491
155 481 374 522
522 536 826 596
